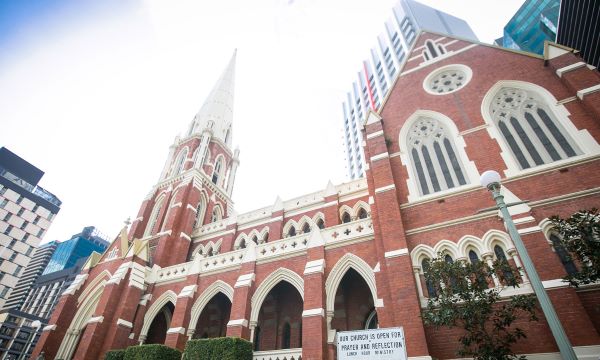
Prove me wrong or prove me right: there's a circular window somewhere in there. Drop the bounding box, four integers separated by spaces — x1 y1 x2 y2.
423 64 472 95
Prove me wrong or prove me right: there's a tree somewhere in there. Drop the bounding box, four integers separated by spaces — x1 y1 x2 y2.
550 208 600 286
421 255 538 360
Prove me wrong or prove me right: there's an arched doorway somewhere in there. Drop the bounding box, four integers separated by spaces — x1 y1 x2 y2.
146 302 174 345
193 292 232 339
255 282 303 351
331 268 378 331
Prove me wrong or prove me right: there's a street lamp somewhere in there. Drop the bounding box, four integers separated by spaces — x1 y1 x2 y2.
480 170 577 360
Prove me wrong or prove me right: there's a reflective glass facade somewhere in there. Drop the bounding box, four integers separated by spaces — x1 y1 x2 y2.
42 228 109 275
502 0 560 55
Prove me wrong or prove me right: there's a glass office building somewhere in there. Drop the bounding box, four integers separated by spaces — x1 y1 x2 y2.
502 0 560 55
42 226 109 275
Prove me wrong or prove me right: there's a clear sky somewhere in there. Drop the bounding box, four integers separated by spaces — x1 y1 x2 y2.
0 0 524 243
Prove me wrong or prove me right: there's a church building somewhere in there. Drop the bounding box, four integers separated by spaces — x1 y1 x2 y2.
33 32 600 360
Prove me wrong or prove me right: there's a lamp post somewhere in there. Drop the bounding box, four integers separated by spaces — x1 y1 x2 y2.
480 170 577 360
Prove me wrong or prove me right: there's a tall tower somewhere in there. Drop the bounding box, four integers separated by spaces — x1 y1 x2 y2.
127 51 239 268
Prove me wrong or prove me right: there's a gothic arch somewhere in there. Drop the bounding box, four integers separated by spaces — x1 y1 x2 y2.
398 110 479 201
457 235 487 258
250 268 304 324
481 80 600 176
140 290 178 341
234 233 248 249
210 203 223 223
212 154 227 186
144 194 166 237
339 205 354 223
352 201 370 218
410 244 437 269
193 191 209 230
172 146 190 176
433 239 460 260
482 229 515 255
188 280 234 332
55 271 111 359
282 219 299 238
325 254 378 314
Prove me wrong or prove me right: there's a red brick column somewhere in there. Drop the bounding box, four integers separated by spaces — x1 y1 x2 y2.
323 181 340 228
165 283 197 350
226 256 256 340
301 231 328 360
363 112 430 357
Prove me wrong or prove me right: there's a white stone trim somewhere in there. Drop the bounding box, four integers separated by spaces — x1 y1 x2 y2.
423 64 473 95
302 308 325 317
384 248 409 258
180 232 191 242
187 204 197 212
235 273 256 287
577 83 600 100
375 298 384 307
304 259 325 275
370 152 389 162
170 202 182 208
128 262 146 290
542 278 570 290
517 226 542 235
43 324 57 332
177 284 197 298
323 200 338 207
366 130 384 139
87 316 104 324
117 319 133 328
140 290 177 339
157 230 172 237
555 61 586 77
139 294 152 306
134 216 144 222
375 184 395 194
167 327 186 334
227 319 248 327
63 274 89 296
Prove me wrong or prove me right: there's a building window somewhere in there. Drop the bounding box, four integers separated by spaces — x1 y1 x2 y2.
421 259 436 297
422 40 447 61
489 87 580 170
302 223 311 234
3 213 10 221
37 228 44 237
33 215 41 225
17 208 24 216
212 157 224 185
193 197 206 229
210 206 222 223
287 226 296 238
281 322 291 349
407 117 468 195
341 212 351 223
549 234 578 276
357 208 368 219
316 218 325 229
424 64 472 95
4 225 13 235
13 265 22 276
20 221 28 230
0 287 8 299
172 148 189 176
144 195 165 237
0 199 8 207
494 245 514 283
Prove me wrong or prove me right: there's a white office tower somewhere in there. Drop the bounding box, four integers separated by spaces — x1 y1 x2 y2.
342 0 478 179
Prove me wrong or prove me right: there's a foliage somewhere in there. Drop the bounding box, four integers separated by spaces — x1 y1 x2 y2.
550 208 600 286
421 255 537 360
123 344 181 360
104 349 125 360
184 337 253 360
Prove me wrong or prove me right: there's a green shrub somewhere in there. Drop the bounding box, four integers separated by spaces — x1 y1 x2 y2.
184 337 253 360
123 344 181 360
104 349 125 360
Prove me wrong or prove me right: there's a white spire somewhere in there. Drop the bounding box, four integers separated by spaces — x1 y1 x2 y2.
189 50 237 146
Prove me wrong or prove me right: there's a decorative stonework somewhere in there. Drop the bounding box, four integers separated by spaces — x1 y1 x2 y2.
424 64 472 95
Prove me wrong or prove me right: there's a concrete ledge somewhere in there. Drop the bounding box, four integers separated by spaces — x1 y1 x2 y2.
302 308 325 318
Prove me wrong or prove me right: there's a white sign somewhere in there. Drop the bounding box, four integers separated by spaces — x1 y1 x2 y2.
337 327 407 360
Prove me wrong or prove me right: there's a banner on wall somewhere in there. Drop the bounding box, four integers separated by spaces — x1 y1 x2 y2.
336 327 407 360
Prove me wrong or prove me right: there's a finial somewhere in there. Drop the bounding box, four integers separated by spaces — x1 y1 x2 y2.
124 217 132 226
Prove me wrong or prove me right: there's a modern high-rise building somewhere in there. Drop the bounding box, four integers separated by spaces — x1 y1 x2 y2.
556 0 600 69
0 148 61 309
499 0 560 55
1 241 57 312
342 0 478 179
42 226 109 275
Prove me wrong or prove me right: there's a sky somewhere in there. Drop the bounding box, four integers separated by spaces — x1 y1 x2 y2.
0 0 524 243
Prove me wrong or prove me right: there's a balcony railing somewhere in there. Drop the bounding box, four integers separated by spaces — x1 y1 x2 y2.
253 348 302 360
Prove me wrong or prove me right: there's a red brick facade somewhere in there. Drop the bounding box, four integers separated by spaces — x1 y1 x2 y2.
33 34 600 359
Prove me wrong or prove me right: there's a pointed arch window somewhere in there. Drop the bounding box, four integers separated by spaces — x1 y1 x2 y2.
224 127 231 144
494 245 514 283
253 326 261 351
357 208 368 219
490 87 580 170
408 117 468 196
422 40 446 61
341 212 352 223
549 234 577 276
145 196 165 236
302 223 311 234
251 235 258 244
212 158 224 185
211 206 222 223
239 238 247 249
316 218 325 229
421 259 436 297
193 197 207 229
173 149 188 176
262 232 269 243
287 226 296 238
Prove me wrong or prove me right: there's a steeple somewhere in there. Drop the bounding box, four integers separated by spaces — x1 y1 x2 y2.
188 50 237 147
